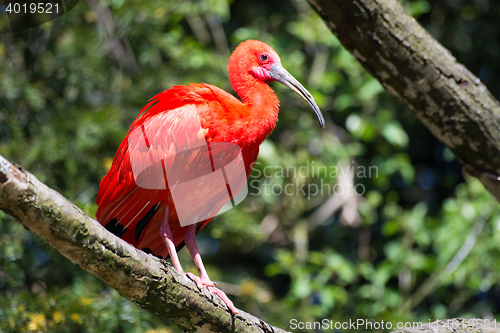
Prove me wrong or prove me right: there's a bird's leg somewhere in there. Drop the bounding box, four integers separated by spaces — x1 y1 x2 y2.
184 223 214 288
160 207 184 273
185 223 238 314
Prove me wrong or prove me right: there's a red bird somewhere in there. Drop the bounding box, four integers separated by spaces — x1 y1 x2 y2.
96 40 324 314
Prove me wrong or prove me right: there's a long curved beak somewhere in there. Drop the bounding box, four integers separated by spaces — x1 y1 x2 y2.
269 63 325 129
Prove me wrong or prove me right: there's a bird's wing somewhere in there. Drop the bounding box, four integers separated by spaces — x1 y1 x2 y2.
96 84 244 258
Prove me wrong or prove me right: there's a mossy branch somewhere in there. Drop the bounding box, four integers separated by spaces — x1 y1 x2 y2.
0 154 289 333
307 0 500 202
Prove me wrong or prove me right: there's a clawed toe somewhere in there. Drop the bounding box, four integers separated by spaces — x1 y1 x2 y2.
185 273 238 314
207 286 238 314
186 272 214 289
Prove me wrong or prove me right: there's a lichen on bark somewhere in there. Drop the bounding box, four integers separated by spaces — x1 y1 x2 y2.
0 154 290 333
307 0 500 202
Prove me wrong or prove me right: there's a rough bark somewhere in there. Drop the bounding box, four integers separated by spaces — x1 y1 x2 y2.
0 154 289 333
307 0 500 202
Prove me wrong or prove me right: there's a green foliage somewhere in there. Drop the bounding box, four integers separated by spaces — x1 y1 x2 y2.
0 275 173 333
1 0 500 332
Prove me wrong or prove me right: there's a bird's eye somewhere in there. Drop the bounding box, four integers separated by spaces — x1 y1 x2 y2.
259 53 269 62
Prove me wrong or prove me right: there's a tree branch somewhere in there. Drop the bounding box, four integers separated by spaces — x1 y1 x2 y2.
307 0 500 202
0 154 289 333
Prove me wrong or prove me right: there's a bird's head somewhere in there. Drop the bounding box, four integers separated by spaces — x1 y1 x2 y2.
228 40 325 129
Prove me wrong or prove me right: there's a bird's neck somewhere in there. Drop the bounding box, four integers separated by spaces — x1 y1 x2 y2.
230 74 280 146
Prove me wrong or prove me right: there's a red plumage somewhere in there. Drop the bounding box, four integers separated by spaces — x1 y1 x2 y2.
96 40 324 313
96 82 267 257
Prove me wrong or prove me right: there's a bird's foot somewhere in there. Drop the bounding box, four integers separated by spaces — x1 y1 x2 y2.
186 272 238 314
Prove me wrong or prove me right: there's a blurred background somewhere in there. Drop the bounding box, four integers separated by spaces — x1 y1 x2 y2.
1 0 500 332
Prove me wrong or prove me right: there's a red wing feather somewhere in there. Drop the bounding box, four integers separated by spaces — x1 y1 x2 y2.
96 84 244 258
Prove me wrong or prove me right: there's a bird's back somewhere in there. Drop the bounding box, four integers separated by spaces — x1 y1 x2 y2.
96 83 260 258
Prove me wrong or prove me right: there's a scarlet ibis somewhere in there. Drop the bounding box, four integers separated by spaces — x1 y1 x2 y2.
96 40 324 314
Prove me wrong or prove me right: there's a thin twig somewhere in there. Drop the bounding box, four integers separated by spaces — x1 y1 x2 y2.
402 204 493 312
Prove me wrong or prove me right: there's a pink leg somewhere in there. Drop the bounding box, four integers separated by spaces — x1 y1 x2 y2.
160 207 184 273
185 224 238 314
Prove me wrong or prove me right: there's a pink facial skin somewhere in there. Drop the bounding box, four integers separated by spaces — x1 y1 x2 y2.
251 52 280 82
